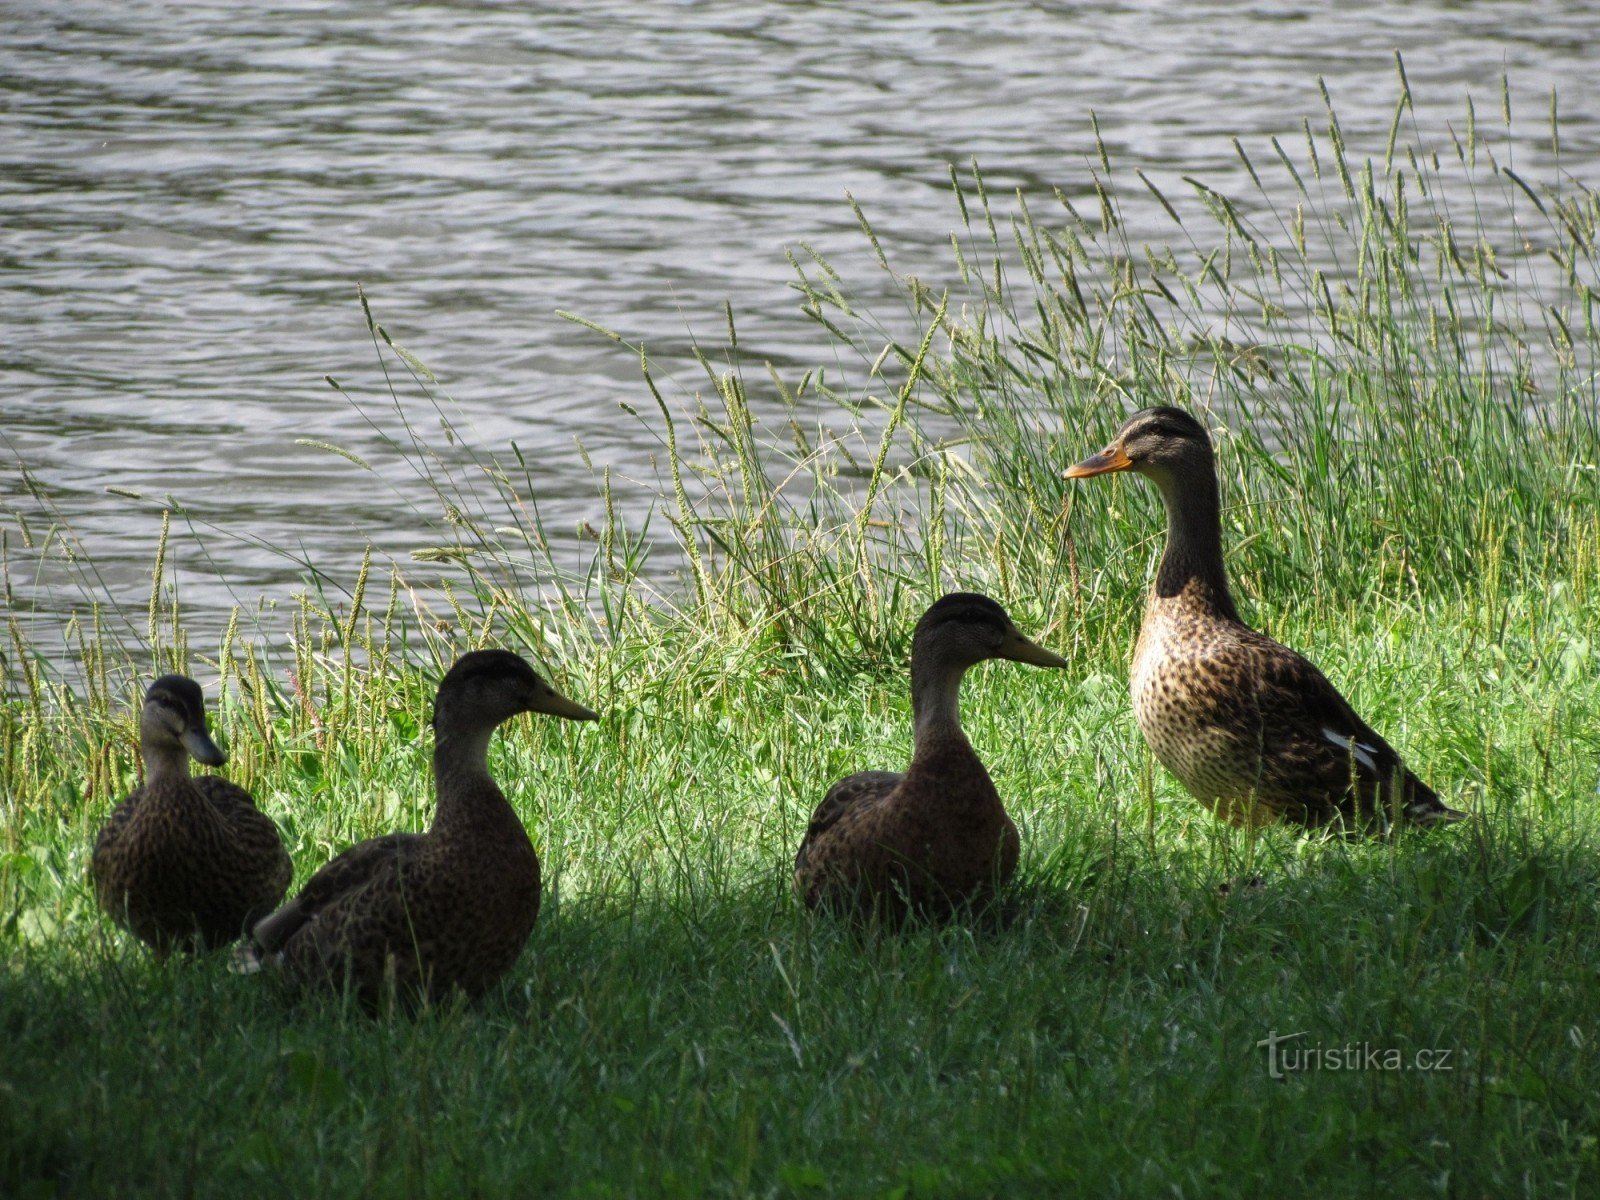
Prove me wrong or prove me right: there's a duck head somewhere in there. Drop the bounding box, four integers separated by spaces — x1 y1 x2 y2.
142 675 226 767
1064 406 1215 489
912 593 1069 670
432 649 599 734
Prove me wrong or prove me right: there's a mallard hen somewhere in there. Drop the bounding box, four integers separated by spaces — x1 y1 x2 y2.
92 675 291 955
794 593 1069 919
241 649 597 1010
1065 405 1462 830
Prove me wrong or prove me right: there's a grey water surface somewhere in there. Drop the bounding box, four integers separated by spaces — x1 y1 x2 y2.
3 0 1595 654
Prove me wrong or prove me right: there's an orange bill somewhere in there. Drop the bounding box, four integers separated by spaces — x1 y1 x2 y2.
1063 443 1133 479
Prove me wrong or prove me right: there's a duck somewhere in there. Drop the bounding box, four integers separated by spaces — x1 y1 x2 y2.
793 592 1069 919
1064 405 1462 830
239 649 597 1010
91 674 291 955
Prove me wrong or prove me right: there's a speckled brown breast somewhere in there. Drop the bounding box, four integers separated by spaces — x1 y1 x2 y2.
91 776 292 954
1132 594 1286 824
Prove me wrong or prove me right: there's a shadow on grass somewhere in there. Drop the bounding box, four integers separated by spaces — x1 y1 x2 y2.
3 807 1597 1197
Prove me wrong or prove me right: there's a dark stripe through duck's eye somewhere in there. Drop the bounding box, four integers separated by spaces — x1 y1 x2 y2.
146 675 207 726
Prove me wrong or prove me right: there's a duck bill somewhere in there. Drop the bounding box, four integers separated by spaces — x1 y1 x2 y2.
1063 444 1133 479
999 630 1070 669
537 690 601 723
180 727 228 767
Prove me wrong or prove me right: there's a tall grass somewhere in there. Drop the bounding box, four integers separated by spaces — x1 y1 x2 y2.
4 79 1600 1196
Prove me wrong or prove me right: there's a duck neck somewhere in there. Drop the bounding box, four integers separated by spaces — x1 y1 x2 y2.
140 729 192 792
1148 461 1240 621
429 722 513 833
910 652 971 749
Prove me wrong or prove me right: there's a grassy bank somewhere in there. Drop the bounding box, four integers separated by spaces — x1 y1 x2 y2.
5 83 1600 1196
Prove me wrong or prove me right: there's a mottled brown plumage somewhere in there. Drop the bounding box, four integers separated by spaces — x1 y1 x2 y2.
1066 406 1463 830
241 650 597 1011
794 593 1069 919
91 675 291 955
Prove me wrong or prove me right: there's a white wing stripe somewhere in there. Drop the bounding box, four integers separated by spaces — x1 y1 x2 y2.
1322 727 1379 772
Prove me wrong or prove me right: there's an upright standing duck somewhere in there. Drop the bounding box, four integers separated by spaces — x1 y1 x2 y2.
242 650 597 1010
794 593 1069 919
1065 406 1461 829
92 675 291 954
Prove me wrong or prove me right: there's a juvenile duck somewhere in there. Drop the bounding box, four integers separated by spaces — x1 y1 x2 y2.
1065 406 1462 829
241 650 597 1010
92 675 291 955
794 593 1069 919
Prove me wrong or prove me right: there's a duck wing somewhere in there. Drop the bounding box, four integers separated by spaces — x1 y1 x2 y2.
793 770 901 876
193 775 266 814
1245 633 1460 826
249 832 419 956
193 776 293 905
91 788 142 865
89 789 146 924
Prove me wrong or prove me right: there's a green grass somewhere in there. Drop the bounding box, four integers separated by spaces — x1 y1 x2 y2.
5 79 1600 1196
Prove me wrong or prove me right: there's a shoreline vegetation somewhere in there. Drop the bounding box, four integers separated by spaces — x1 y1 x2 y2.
6 82 1600 1195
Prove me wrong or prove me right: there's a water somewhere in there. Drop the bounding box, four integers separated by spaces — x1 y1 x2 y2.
4 0 1595 653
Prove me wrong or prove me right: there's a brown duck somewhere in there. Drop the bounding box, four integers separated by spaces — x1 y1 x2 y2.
1065 405 1463 830
91 675 291 955
240 649 597 1010
794 593 1069 919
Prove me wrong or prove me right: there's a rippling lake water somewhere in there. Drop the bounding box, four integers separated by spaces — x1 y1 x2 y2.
4 0 1595 654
